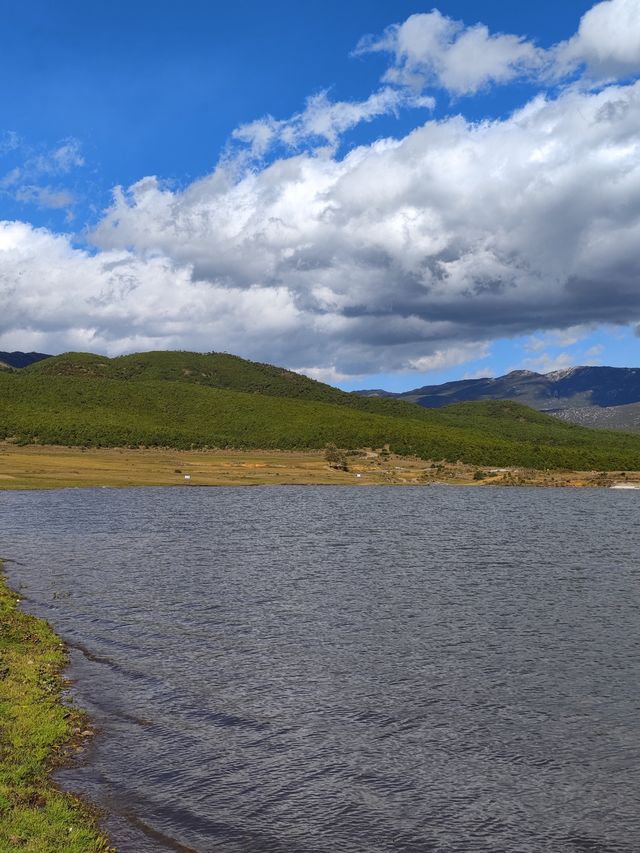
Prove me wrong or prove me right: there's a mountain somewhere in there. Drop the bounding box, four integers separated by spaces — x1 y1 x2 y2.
0 351 51 370
356 366 640 432
2 350 640 470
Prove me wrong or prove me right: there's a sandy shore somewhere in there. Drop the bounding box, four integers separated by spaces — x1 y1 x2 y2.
1 444 639 490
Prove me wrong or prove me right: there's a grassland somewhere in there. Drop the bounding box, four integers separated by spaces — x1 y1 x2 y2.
0 565 111 852
0 444 637 490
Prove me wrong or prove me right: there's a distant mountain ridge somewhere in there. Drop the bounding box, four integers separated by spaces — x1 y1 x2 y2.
0 351 51 370
356 366 640 431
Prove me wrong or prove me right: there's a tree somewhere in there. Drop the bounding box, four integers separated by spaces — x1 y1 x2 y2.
324 443 349 471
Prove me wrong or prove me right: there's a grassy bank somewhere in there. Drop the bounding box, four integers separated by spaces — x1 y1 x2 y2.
0 565 111 851
0 444 638 490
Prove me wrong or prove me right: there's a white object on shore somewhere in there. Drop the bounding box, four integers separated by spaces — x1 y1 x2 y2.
184 474 191 481
610 482 640 489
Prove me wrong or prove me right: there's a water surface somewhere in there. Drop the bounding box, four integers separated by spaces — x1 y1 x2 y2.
1 486 639 852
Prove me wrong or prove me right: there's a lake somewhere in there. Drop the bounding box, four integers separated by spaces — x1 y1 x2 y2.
1 486 639 852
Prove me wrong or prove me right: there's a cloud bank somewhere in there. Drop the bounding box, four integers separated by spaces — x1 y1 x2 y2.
1 0 640 377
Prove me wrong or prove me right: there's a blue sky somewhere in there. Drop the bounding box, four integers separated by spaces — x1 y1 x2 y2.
2 0 640 390
3 1 591 222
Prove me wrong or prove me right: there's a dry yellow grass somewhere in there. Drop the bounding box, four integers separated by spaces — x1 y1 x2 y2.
1 443 638 490
0 445 429 489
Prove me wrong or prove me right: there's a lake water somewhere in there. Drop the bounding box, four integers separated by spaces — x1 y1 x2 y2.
1 486 639 852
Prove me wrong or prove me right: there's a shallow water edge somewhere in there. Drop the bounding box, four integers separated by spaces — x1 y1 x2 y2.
0 563 111 851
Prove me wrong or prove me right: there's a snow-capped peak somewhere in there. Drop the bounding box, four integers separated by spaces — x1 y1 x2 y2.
546 367 581 381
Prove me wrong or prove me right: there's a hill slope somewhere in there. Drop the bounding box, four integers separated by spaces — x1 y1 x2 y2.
554 402 640 432
23 351 453 423
27 350 345 400
4 351 640 469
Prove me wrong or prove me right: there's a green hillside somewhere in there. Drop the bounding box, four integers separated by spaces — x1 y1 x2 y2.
27 350 344 399
24 351 443 422
3 351 640 469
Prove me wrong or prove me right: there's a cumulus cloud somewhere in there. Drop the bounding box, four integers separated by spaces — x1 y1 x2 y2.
1 3 640 378
355 10 543 95
0 220 305 359
558 0 640 80
357 0 640 95
81 79 640 373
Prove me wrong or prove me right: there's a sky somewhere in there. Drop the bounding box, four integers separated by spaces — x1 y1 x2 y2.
1 0 640 391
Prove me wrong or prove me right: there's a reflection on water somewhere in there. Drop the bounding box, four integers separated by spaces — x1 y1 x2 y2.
2 486 639 852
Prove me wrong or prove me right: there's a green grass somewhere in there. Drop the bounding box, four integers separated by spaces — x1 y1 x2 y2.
5 350 640 470
0 565 111 852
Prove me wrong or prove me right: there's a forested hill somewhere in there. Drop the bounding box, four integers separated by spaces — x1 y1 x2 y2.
27 350 343 399
2 350 640 470
23 350 455 422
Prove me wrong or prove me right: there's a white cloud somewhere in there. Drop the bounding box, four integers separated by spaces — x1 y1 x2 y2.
231 87 433 158
28 139 85 177
520 339 607 374
0 168 21 189
76 78 640 374
357 1 640 96
356 10 543 95
463 366 495 380
1 4 640 377
14 186 76 209
0 136 84 212
524 336 546 353
557 0 640 79
295 365 356 384
0 220 304 359
522 351 575 374
586 344 605 357
406 343 490 372
524 326 593 352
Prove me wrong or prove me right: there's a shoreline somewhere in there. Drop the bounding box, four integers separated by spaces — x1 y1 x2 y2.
1 444 639 490
0 562 112 851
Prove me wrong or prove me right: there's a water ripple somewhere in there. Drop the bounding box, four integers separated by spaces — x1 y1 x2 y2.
1 485 640 852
